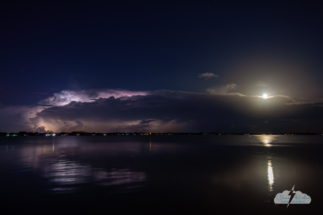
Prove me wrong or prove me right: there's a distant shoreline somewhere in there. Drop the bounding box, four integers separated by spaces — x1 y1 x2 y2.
1 132 323 137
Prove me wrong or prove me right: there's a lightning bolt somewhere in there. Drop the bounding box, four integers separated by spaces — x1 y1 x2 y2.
287 185 296 208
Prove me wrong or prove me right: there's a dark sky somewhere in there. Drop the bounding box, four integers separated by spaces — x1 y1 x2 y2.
1 0 322 133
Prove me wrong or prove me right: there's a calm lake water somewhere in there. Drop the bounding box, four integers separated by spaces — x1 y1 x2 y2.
0 135 322 214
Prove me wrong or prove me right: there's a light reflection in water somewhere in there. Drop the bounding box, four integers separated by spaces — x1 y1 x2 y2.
94 168 146 186
43 160 146 192
256 135 276 147
267 160 274 192
18 140 146 193
44 160 92 185
255 135 275 192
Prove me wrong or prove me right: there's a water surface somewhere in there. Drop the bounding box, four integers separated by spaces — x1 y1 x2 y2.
0 135 322 214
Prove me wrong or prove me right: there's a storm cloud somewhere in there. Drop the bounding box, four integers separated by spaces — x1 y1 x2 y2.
1 88 322 133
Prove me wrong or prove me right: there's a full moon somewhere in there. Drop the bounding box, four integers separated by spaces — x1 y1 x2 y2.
263 94 268 99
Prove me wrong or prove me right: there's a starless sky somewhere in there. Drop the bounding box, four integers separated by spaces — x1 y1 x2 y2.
0 0 322 133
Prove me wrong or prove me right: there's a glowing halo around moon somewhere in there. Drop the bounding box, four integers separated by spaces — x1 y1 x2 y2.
262 94 268 99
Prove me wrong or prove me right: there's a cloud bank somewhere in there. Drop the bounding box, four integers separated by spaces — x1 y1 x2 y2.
1 87 323 133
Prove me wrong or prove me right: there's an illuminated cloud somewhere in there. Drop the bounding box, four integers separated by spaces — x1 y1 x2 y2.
198 73 218 79
207 84 246 97
39 89 149 106
35 126 53 133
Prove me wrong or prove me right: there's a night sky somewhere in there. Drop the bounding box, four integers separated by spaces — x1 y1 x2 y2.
1 0 322 133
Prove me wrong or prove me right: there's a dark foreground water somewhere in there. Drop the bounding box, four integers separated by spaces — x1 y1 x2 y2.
0 135 322 215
